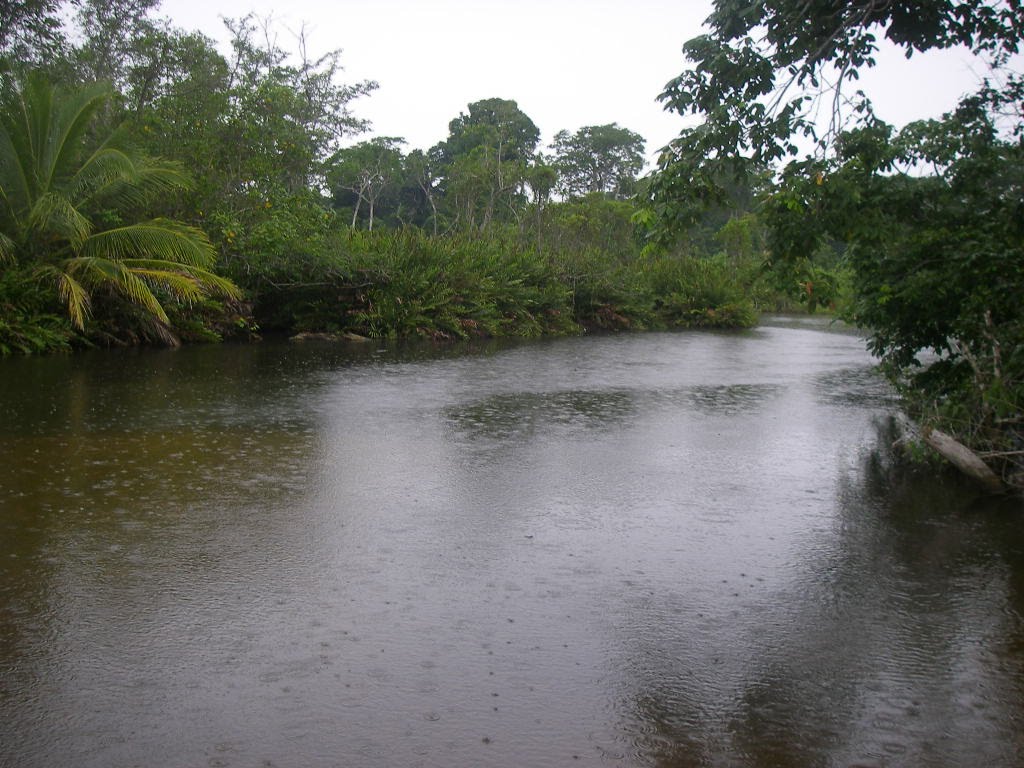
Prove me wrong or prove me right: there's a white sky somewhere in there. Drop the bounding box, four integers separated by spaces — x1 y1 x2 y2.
157 0 994 163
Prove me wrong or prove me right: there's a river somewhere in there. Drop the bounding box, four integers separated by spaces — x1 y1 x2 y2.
1 317 1022 767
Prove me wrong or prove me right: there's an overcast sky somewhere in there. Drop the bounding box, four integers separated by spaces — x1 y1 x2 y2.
158 0 993 162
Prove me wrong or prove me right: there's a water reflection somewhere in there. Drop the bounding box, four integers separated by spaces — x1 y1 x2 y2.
646 383 781 416
447 389 637 441
812 366 899 409
617 418 1024 767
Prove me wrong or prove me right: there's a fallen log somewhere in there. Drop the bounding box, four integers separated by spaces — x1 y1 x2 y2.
922 427 1006 494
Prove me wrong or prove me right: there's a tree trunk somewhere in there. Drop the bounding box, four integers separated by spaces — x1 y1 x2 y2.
351 195 361 229
923 427 1006 494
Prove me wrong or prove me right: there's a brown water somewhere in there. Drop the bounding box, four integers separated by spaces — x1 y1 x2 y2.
1 317 1022 768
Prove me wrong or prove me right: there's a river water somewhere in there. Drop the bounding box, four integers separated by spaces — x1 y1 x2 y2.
1 317 1022 768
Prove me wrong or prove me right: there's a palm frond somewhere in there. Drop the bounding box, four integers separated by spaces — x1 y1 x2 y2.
0 123 30 225
27 192 92 247
44 80 112 191
96 163 193 211
123 259 242 299
2 75 232 338
115 268 169 323
65 255 169 323
80 219 217 267
145 317 182 348
129 269 206 302
34 263 92 329
70 147 192 210
65 146 138 205
58 271 91 330
177 266 242 299
0 230 14 263
1 75 110 247
21 73 53 187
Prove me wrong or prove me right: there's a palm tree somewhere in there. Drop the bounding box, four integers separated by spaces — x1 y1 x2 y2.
0 73 239 341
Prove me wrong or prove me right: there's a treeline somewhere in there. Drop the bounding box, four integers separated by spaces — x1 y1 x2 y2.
5 1 1016 486
0 1 800 357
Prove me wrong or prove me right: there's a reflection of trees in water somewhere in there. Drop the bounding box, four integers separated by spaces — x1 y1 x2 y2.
652 383 780 416
619 417 1024 767
812 366 899 409
0 344 330 704
445 389 637 441
447 382 781 445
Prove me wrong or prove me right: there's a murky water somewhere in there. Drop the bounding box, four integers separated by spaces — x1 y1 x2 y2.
1 317 1022 768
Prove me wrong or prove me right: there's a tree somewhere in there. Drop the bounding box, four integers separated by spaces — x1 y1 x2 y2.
71 0 162 87
0 0 68 74
653 0 1024 486
123 15 375 287
397 148 443 234
0 74 239 341
657 0 1022 171
437 98 540 232
215 16 377 196
551 123 646 199
443 97 540 164
329 137 405 230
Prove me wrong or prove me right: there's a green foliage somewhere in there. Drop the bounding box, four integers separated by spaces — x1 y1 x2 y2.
0 0 68 74
639 253 757 329
0 3 767 363
69 0 162 88
329 137 406 230
164 296 258 344
551 123 646 199
432 98 542 233
442 98 540 164
653 0 1023 485
339 231 573 339
657 0 1021 173
532 194 639 264
395 148 443 233
237 223 758 342
129 15 376 249
0 73 240 345
0 268 73 354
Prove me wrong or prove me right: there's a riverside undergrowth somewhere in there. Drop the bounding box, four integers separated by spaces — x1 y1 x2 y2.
1 227 762 354
246 229 759 340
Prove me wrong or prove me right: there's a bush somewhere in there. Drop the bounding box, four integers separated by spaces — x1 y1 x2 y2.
0 270 74 355
640 253 758 329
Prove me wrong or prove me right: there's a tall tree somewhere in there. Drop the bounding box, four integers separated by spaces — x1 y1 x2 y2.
551 123 646 199
127 15 376 283
443 97 540 164
215 15 377 195
396 148 442 234
437 98 540 231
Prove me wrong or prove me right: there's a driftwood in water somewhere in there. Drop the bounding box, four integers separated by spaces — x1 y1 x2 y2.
923 427 1006 494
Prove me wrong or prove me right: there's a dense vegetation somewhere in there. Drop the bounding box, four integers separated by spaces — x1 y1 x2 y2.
652 0 1023 489
2 1 1020 487
0 1 776 358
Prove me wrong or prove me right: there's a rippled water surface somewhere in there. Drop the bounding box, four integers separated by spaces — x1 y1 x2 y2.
2 318 1023 767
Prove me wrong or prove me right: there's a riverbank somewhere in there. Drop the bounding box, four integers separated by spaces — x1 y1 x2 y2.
2 230 773 354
